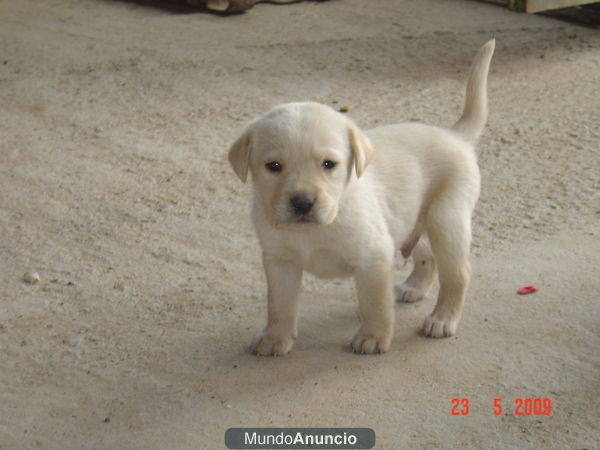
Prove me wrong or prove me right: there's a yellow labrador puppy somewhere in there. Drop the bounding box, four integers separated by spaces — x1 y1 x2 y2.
229 40 495 355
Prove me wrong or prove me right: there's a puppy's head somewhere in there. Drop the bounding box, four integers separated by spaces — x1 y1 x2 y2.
228 102 373 230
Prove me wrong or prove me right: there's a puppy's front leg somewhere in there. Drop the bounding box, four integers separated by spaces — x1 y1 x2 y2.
252 254 302 356
351 265 395 354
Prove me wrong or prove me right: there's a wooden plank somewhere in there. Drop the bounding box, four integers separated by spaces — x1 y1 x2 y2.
508 0 599 13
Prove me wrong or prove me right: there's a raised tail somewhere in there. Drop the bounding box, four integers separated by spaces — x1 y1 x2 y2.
452 39 495 145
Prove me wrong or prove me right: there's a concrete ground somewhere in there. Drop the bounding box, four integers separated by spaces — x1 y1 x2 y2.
0 0 599 448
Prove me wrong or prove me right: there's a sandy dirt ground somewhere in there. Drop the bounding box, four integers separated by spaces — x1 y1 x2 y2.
1 0 599 448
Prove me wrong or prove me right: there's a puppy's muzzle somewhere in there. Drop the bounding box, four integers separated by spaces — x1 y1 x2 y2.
290 195 315 218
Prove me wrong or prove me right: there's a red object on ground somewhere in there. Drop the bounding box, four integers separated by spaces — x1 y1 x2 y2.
517 286 539 295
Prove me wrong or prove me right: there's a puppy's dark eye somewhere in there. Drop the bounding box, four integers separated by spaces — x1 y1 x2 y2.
322 160 337 170
265 161 283 172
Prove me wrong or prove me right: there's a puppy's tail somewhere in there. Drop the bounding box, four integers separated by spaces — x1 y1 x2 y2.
452 39 495 145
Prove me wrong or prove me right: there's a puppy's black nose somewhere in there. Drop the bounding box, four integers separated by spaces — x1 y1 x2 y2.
290 195 315 215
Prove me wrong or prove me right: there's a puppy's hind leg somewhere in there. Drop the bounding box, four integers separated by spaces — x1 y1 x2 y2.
423 202 473 338
395 235 437 303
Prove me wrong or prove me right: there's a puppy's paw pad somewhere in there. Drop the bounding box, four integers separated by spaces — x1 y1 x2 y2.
422 314 457 338
350 331 391 354
251 332 294 356
395 282 426 303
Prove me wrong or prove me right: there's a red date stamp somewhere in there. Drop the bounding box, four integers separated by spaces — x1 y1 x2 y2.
451 398 553 415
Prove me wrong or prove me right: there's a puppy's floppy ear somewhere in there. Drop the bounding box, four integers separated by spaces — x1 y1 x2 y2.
348 122 374 178
228 128 252 183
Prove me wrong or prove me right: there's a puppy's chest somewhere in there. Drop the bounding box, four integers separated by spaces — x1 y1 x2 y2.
281 244 354 278
306 248 353 278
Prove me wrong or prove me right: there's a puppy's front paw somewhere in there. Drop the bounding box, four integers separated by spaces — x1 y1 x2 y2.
422 314 457 338
395 282 426 303
251 330 295 356
350 330 391 354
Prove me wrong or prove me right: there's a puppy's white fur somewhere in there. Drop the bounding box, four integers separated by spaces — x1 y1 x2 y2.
229 40 495 355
